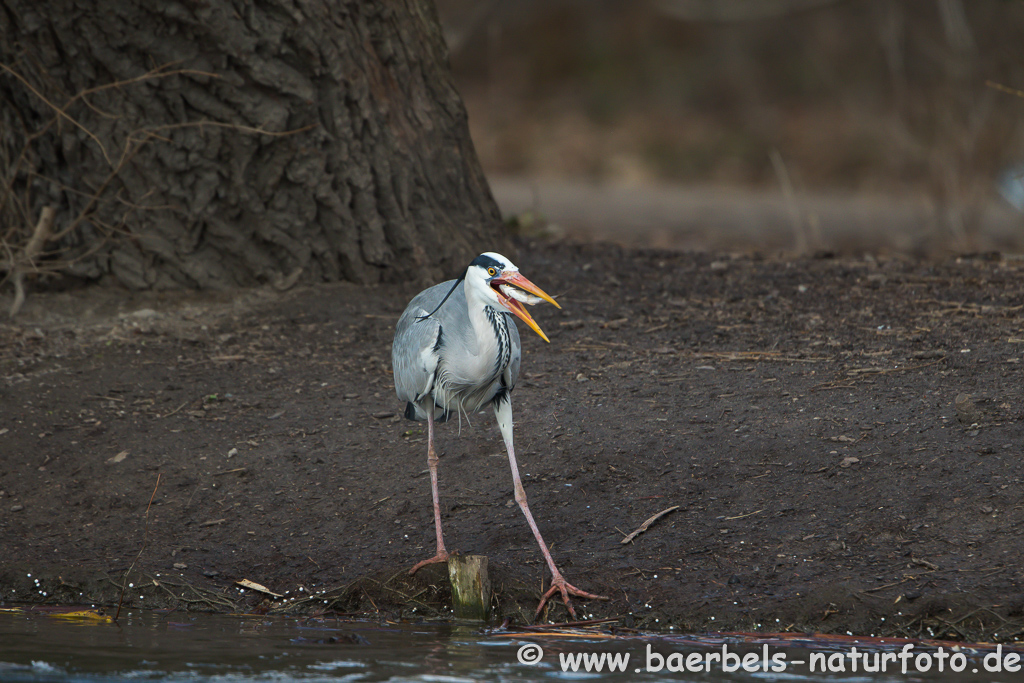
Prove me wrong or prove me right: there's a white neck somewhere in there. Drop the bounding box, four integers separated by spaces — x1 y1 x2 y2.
431 277 510 413
463 279 501 362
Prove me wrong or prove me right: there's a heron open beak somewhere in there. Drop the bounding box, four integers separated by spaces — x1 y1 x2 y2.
491 271 561 343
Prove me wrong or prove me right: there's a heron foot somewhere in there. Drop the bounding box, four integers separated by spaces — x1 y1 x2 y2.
408 550 454 576
535 575 609 620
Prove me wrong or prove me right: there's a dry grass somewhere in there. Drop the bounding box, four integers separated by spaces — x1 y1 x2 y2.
0 62 314 315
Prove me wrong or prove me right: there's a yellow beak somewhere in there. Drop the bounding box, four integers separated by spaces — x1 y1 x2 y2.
491 271 561 343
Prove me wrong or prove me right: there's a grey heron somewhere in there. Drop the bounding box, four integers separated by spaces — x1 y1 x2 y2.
392 252 607 618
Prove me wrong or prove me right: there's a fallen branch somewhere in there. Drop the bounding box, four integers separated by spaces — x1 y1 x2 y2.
235 579 283 599
8 206 54 317
911 557 939 571
114 472 161 622
621 505 679 544
723 508 764 521
149 574 239 611
212 467 247 477
0 60 317 304
846 356 947 376
695 350 828 363
987 80 1024 99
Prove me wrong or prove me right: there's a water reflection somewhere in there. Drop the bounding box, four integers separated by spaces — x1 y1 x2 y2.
0 608 1017 682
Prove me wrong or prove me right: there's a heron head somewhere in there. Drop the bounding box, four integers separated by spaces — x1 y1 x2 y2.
466 252 561 342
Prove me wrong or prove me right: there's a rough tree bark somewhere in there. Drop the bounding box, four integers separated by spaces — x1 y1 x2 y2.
0 0 505 290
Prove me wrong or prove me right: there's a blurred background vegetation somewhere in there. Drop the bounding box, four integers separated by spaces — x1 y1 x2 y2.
435 0 1024 249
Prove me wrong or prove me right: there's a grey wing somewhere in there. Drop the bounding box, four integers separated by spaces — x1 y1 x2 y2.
392 292 443 409
392 280 462 417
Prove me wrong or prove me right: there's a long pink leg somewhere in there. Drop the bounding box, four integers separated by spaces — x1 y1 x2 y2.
493 399 608 618
409 408 451 574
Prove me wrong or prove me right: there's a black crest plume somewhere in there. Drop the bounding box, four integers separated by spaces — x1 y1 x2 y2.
416 276 464 322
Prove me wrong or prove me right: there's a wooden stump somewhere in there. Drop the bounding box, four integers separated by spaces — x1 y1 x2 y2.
447 555 491 621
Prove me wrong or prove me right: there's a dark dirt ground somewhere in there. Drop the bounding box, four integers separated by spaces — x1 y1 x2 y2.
2 240 1024 642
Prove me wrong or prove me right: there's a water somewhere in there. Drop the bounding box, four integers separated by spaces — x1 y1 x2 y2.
0 608 1019 682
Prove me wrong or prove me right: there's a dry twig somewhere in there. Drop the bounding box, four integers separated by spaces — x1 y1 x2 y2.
8 206 54 317
0 60 315 311
114 473 161 622
620 506 679 544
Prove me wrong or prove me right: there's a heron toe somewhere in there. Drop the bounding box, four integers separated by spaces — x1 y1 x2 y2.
535 576 609 620
408 550 454 576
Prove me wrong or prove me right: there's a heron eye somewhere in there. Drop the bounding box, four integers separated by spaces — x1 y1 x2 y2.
487 267 497 276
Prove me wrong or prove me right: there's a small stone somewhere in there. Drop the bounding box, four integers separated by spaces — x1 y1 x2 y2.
839 456 860 468
955 393 981 425
128 308 159 319
575 373 589 382
173 563 188 570
227 447 238 458
10 504 24 512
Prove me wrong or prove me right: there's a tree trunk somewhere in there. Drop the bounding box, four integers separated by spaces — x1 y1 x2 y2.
0 0 505 290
